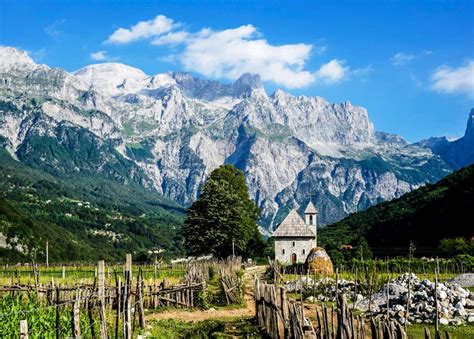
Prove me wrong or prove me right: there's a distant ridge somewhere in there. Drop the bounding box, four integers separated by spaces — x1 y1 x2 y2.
320 164 474 256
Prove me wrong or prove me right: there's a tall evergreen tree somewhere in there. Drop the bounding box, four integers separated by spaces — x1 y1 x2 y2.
183 164 261 258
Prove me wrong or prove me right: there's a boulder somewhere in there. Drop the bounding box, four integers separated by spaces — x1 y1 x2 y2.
448 273 474 288
437 290 447 300
439 318 449 326
306 247 334 275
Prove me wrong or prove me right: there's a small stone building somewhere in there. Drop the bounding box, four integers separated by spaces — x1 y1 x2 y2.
272 202 317 264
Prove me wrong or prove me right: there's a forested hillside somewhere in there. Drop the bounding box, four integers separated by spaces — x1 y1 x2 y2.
319 164 474 257
0 147 185 263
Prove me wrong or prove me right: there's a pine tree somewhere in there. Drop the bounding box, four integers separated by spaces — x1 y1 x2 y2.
183 164 261 258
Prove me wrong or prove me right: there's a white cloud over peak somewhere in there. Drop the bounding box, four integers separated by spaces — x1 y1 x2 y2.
104 14 363 88
391 52 415 66
315 59 349 84
106 15 175 44
431 60 474 97
177 25 315 88
90 50 107 61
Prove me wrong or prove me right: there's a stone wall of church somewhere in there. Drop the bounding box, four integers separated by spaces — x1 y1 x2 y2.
274 237 316 264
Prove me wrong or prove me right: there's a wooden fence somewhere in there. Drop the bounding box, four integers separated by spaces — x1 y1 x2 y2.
1 255 205 338
254 277 409 339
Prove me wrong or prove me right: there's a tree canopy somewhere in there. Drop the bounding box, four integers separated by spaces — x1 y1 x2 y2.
182 164 262 258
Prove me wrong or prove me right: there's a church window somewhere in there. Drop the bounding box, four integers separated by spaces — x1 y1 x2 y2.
309 215 313 224
302 249 305 255
292 241 295 247
282 249 285 255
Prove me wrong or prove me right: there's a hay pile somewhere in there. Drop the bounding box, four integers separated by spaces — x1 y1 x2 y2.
306 247 334 275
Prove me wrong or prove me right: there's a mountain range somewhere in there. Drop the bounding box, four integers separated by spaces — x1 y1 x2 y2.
0 46 472 236
319 164 474 257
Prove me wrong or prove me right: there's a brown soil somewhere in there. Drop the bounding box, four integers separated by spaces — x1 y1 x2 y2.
144 265 267 322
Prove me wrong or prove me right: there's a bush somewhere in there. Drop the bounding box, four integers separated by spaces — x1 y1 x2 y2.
439 237 473 257
196 289 211 310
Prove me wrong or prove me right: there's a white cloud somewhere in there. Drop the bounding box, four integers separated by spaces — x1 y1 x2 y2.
90 50 108 61
176 25 315 88
391 52 416 66
45 19 66 40
152 31 189 46
431 60 474 96
106 15 175 44
104 14 360 88
315 59 349 84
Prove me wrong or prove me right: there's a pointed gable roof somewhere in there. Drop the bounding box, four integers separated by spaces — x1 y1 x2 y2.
272 209 316 238
304 201 318 214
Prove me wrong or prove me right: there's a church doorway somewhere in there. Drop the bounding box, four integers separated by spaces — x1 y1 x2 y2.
291 253 297 264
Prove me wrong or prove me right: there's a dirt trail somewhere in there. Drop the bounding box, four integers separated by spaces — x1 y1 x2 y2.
145 265 267 322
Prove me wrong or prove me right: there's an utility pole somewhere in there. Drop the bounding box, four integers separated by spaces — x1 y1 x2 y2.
46 240 49 268
232 239 235 258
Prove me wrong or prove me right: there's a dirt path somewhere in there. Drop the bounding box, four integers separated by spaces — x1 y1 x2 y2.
145 265 267 322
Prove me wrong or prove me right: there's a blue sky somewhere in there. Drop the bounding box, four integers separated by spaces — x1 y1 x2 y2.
1 0 473 141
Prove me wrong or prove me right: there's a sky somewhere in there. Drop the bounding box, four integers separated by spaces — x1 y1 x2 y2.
1 0 473 141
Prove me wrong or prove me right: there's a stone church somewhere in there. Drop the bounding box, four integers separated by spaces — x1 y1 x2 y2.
272 202 318 264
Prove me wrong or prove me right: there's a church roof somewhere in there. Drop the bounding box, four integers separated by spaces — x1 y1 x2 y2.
304 201 318 214
272 209 316 238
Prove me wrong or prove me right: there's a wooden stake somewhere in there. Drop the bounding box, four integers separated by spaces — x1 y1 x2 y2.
115 276 121 339
124 254 132 339
20 320 28 339
72 294 81 338
435 267 439 335
97 260 108 338
137 270 145 329
46 241 49 268
55 286 60 339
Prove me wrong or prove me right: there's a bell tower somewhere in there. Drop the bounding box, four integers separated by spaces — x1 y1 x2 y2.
304 201 318 246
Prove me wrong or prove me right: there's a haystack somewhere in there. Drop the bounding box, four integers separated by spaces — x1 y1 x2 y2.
306 247 334 275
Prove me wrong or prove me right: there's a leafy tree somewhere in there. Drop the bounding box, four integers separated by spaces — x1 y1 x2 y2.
353 236 373 260
183 164 261 258
439 237 471 257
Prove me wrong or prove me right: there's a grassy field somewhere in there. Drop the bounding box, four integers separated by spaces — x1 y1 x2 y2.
143 317 267 338
407 324 474 339
0 264 186 286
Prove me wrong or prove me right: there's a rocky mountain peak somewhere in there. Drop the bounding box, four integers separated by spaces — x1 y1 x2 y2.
73 63 148 96
0 46 38 72
465 108 474 140
233 73 263 95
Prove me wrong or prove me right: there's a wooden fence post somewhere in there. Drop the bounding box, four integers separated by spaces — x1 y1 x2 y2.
124 254 132 339
386 277 390 319
98 260 108 338
115 275 122 339
280 286 288 336
72 295 81 338
55 286 60 339
87 282 96 339
19 320 28 339
137 270 145 329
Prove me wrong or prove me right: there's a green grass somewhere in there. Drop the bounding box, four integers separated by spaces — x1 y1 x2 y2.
145 317 266 338
0 264 186 285
0 292 117 338
407 324 474 339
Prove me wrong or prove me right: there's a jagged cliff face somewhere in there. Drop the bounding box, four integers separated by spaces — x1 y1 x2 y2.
0 47 459 230
415 109 474 170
